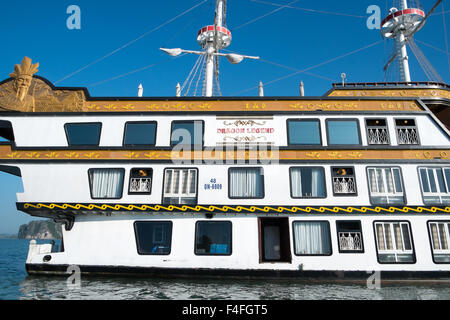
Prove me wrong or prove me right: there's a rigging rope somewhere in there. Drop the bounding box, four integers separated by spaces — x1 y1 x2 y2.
441 1 450 75
232 40 383 95
249 0 366 19
234 0 300 31
55 0 208 85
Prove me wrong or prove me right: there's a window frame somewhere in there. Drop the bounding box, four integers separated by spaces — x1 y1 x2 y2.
228 167 265 199
286 119 322 146
88 168 125 200
394 118 421 146
331 166 358 197
133 221 173 256
64 122 102 147
417 167 450 205
365 118 390 145
122 121 158 148
427 220 450 264
373 220 416 264
288 166 327 199
161 167 199 205
366 166 406 206
170 120 205 148
291 220 333 256
128 168 153 195
194 220 233 256
325 118 362 146
336 220 365 254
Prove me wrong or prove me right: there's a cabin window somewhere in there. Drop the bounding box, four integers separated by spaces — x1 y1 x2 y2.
418 167 450 205
395 119 420 145
331 167 357 196
123 122 157 146
0 121 14 142
326 119 361 145
171 121 203 147
229 167 264 199
163 168 198 204
367 167 405 205
65 123 102 146
129 168 152 194
374 221 415 263
287 119 321 145
336 221 364 253
134 221 172 255
195 221 232 256
290 167 326 198
428 221 450 263
292 221 332 255
366 119 390 145
88 168 124 199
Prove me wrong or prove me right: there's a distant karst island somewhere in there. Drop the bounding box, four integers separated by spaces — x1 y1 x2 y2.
18 220 62 240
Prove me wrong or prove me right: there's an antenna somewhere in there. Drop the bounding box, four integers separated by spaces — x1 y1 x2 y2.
160 0 259 97
381 0 443 82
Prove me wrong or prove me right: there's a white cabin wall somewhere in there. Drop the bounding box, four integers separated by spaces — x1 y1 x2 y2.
1 113 448 148
35 213 450 272
16 163 430 206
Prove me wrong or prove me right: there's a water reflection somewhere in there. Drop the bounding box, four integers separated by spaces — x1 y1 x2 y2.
18 276 450 300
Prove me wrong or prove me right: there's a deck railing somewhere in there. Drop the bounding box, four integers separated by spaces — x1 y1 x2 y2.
333 177 357 194
129 178 152 193
338 232 363 251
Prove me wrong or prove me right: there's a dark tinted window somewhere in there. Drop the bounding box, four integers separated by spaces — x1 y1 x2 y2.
124 122 157 146
134 221 172 255
195 221 232 255
327 120 360 145
65 123 101 146
171 121 203 146
288 120 321 145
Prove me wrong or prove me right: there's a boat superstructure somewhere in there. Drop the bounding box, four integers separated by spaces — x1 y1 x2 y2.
0 0 449 281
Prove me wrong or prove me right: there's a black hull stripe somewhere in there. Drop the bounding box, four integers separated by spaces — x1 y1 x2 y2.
26 264 450 283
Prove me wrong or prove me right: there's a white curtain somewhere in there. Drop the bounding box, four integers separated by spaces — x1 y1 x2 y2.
291 168 302 197
293 222 331 255
230 168 262 197
291 168 324 197
90 169 124 198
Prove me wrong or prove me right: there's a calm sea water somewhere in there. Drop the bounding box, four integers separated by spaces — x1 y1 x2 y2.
1 239 450 300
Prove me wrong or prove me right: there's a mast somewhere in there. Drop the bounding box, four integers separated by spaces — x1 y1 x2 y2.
160 0 259 97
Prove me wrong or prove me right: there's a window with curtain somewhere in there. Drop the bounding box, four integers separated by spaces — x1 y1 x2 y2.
292 221 331 255
134 221 172 255
374 221 415 263
163 168 198 204
123 122 157 146
171 121 203 147
326 119 360 145
195 221 232 255
367 167 405 205
287 120 321 145
418 167 450 205
65 123 102 146
89 168 124 199
290 167 326 198
428 221 450 263
229 167 264 198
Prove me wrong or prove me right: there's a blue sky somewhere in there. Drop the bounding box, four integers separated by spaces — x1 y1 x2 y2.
0 0 449 234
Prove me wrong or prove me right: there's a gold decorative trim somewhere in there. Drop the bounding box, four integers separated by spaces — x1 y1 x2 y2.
82 100 421 113
329 89 450 99
22 203 450 214
0 145 449 161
